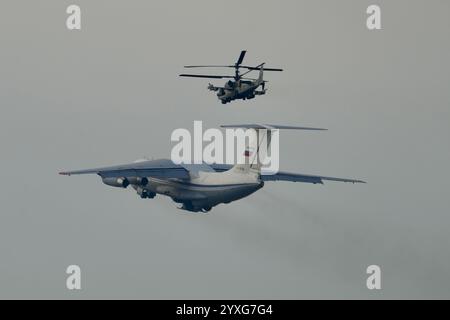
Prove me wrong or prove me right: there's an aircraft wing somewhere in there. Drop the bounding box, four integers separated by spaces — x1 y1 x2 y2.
59 159 191 179
209 164 365 184
260 171 365 184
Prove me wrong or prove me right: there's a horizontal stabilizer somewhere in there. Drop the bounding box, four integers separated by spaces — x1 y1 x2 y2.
220 124 327 131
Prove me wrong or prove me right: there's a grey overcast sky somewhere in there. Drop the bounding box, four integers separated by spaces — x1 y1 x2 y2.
0 0 449 299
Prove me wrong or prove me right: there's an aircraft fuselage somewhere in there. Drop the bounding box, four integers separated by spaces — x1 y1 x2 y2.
218 80 263 104
133 177 264 212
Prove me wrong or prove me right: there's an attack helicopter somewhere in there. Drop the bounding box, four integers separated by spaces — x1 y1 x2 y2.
179 51 283 104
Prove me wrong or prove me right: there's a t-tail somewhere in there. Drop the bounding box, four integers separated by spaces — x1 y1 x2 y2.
220 124 327 178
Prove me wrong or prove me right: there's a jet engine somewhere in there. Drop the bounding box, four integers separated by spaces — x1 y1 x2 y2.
127 177 149 186
102 177 129 188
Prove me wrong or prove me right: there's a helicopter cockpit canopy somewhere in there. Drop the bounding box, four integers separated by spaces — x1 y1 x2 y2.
226 80 234 88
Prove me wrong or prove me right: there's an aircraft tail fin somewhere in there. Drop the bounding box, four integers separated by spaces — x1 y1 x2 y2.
229 128 262 178
258 63 265 83
220 124 326 178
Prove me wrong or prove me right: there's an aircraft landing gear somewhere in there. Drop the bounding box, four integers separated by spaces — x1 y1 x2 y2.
137 188 156 199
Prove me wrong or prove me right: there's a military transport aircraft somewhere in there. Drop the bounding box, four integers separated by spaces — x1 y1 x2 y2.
179 51 282 104
59 125 365 212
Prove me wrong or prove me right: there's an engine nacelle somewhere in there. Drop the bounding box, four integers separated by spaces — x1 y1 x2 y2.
102 177 129 188
127 177 149 186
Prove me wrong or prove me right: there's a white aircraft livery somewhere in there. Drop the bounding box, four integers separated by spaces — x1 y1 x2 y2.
59 124 365 212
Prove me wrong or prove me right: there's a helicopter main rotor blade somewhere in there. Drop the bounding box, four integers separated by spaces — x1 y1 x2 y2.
240 65 283 71
179 74 234 79
239 68 254 77
241 77 269 82
184 65 234 68
236 50 247 66
239 63 264 77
